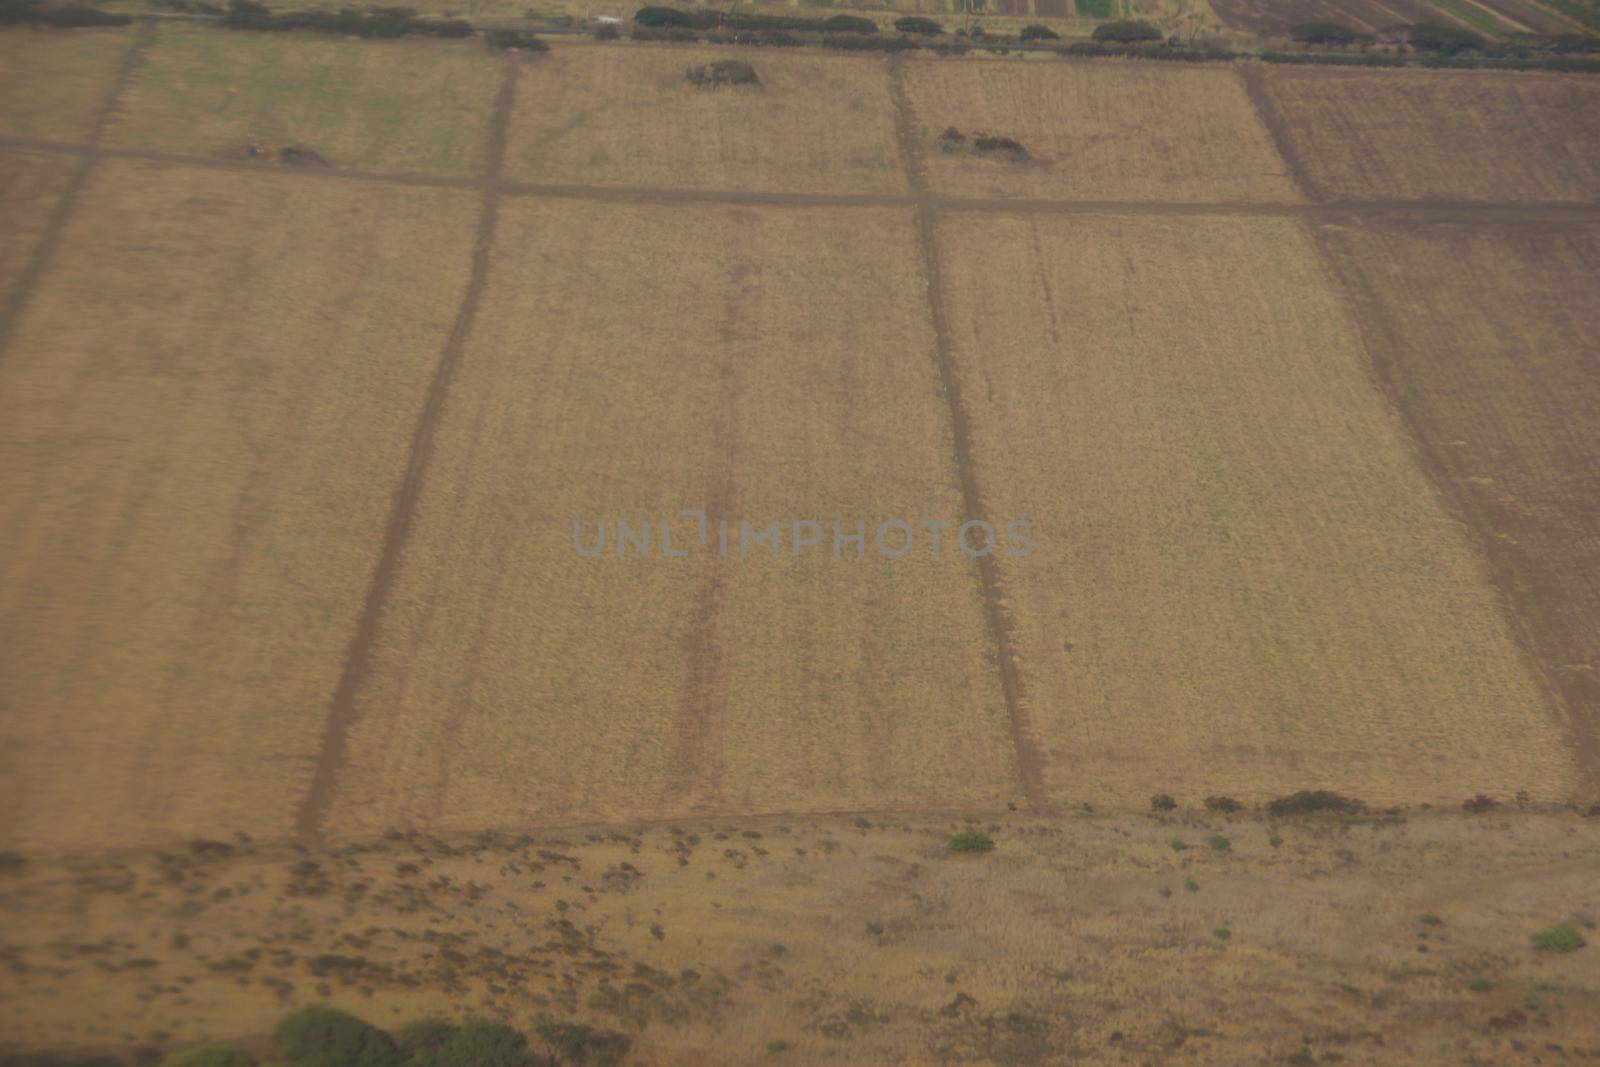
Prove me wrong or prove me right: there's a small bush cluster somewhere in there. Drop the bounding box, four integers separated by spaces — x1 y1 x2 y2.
949 829 995 853
1203 795 1242 813
684 58 759 86
939 127 1029 162
1019 23 1059 40
1407 21 1484 55
1531 923 1587 953
894 15 943 34
1091 18 1162 43
1265 790 1364 816
1150 793 1177 812
1462 794 1498 814
0 0 130 26
634 5 875 34
1288 19 1373 45
221 1 471 38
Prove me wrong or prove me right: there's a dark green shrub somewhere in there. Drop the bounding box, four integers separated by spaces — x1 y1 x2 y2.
1091 18 1161 42
894 15 942 33
425 1019 526 1067
1019 23 1058 39
485 28 548 50
1408 21 1484 54
1264 790 1364 816
1288 19 1372 44
1531 923 1586 953
396 1019 456 1061
949 829 995 853
633 4 692 26
822 13 876 32
163 1049 256 1067
276 1006 399 1067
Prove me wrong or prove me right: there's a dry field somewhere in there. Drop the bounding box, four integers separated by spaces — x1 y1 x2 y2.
1256 67 1600 203
899 58 1301 202
104 25 504 176
502 47 908 195
0 160 480 850
0 150 76 301
0 26 132 141
0 809 1596 1064
1317 216 1600 780
934 210 1578 808
320 198 1019 838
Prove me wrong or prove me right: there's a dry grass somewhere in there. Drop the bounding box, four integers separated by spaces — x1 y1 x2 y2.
1 809 1597 1062
0 149 76 300
901 58 1301 202
0 160 479 850
502 45 909 194
935 211 1577 807
1318 217 1600 774
322 198 1017 837
1259 68 1600 203
103 25 504 175
0 26 132 140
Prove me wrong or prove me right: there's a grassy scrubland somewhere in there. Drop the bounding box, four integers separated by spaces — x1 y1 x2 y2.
0 26 131 140
935 211 1577 807
1259 67 1600 201
104 25 504 175
0 161 479 850
902 59 1301 202
503 46 908 194
325 199 1018 836
1320 218 1600 774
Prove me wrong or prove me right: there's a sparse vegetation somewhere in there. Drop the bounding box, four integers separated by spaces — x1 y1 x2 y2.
950 830 996 853
684 59 760 87
1208 834 1230 851
1204 795 1242 813
1150 794 1177 812
163 1048 257 1067
1531 923 1586 953
1265 791 1364 816
1288 20 1373 45
485 28 550 51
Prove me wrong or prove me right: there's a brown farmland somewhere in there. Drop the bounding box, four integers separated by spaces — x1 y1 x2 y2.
1208 0 1464 35
899 58 1301 202
0 149 75 301
934 210 1577 808
0 161 479 850
320 198 1020 838
1255 67 1600 203
1318 216 1600 781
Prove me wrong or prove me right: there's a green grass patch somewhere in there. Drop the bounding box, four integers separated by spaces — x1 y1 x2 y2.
949 830 994 854
1531 923 1586 953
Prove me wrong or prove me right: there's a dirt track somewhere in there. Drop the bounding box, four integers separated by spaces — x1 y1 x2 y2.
291 55 524 842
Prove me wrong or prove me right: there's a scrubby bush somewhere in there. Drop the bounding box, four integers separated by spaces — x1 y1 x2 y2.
1203 795 1242 813
1531 923 1586 953
163 1049 256 1067
1265 790 1364 816
949 829 995 853
1408 21 1484 54
821 12 876 32
531 1017 630 1067
276 1006 399 1067
633 4 692 26
895 15 943 33
1150 793 1177 812
395 1019 456 1062
485 28 549 50
1019 23 1058 39
1288 19 1372 45
685 58 759 86
1462 794 1498 813
1091 18 1161 42
973 134 1028 159
421 1019 526 1067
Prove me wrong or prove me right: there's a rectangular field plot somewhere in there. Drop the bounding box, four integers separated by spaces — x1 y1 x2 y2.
324 200 1019 836
0 162 478 850
0 26 131 141
1259 68 1600 203
1319 218 1600 775
936 211 1577 807
900 59 1300 203
0 149 77 302
502 46 908 195
104 25 504 176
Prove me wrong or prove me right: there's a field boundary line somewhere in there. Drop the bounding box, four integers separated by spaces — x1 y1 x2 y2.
1306 221 1600 797
889 57 1047 811
0 23 152 359
7 135 1600 221
1238 61 1323 203
293 54 523 842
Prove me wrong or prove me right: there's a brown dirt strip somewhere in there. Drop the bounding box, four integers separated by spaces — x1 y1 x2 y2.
292 55 523 843
1239 62 1324 202
889 57 1047 811
0 23 152 359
